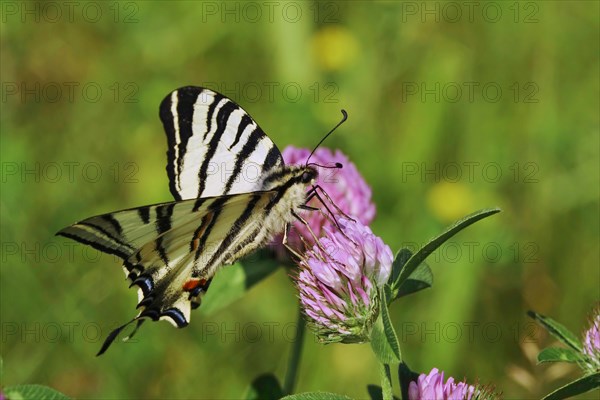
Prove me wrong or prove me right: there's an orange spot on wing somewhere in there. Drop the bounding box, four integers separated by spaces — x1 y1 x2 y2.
183 278 207 292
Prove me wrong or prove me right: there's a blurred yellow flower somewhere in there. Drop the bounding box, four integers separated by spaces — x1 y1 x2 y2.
427 181 474 222
312 26 359 71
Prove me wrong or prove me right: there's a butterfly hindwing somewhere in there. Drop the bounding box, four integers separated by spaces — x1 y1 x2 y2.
58 191 280 328
130 191 279 328
160 86 284 200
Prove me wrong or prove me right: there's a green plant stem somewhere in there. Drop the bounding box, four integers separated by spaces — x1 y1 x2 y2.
379 363 393 400
283 309 306 395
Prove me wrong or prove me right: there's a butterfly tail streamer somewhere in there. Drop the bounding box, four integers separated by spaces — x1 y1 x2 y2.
97 318 146 356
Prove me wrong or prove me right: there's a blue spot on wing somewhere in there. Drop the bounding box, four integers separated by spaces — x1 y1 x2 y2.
130 275 154 296
163 308 188 327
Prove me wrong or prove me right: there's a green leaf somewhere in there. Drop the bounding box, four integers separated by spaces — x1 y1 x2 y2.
542 373 600 400
395 262 433 299
245 373 284 400
4 384 71 400
370 287 401 364
389 249 432 300
379 364 393 400
388 248 413 288
527 311 583 352
396 208 500 287
200 251 280 316
398 363 420 400
537 347 586 364
281 392 352 400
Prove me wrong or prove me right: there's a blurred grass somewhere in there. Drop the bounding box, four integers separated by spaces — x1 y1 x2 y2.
1 1 599 399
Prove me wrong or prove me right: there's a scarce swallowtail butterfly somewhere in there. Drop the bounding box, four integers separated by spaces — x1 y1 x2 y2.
57 86 347 355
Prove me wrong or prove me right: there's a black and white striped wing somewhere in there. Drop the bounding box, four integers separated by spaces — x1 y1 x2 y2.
57 201 199 262
160 86 284 200
57 190 278 352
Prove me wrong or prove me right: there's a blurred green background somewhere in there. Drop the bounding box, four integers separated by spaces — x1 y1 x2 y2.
1 1 598 399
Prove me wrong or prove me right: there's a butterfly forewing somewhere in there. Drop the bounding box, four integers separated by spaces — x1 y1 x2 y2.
160 86 284 200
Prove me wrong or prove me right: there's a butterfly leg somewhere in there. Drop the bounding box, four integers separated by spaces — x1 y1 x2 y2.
304 189 341 228
282 210 323 259
311 185 356 222
282 222 304 260
300 193 328 219
304 187 358 247
299 204 319 212
290 210 338 256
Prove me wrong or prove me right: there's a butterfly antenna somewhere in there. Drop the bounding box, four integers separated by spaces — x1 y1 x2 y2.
308 162 343 169
306 109 348 166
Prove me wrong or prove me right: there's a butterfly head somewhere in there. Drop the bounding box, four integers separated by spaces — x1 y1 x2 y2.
301 167 318 184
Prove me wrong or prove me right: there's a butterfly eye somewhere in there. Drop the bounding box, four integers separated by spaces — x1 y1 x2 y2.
301 171 314 183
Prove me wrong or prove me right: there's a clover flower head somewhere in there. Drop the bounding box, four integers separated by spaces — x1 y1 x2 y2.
408 368 500 400
296 218 392 343
408 368 475 400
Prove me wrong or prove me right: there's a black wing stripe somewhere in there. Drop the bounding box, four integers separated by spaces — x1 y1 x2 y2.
175 88 200 193
123 252 144 274
128 252 144 275
190 213 211 252
205 194 262 268
203 92 224 141
227 224 263 261
223 127 263 195
76 221 135 253
262 144 283 173
192 197 208 213
196 101 239 198
56 230 131 260
229 114 253 150
138 206 150 224
155 236 170 267
154 203 175 266
156 204 175 234
193 196 229 263
159 91 181 200
102 214 123 236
